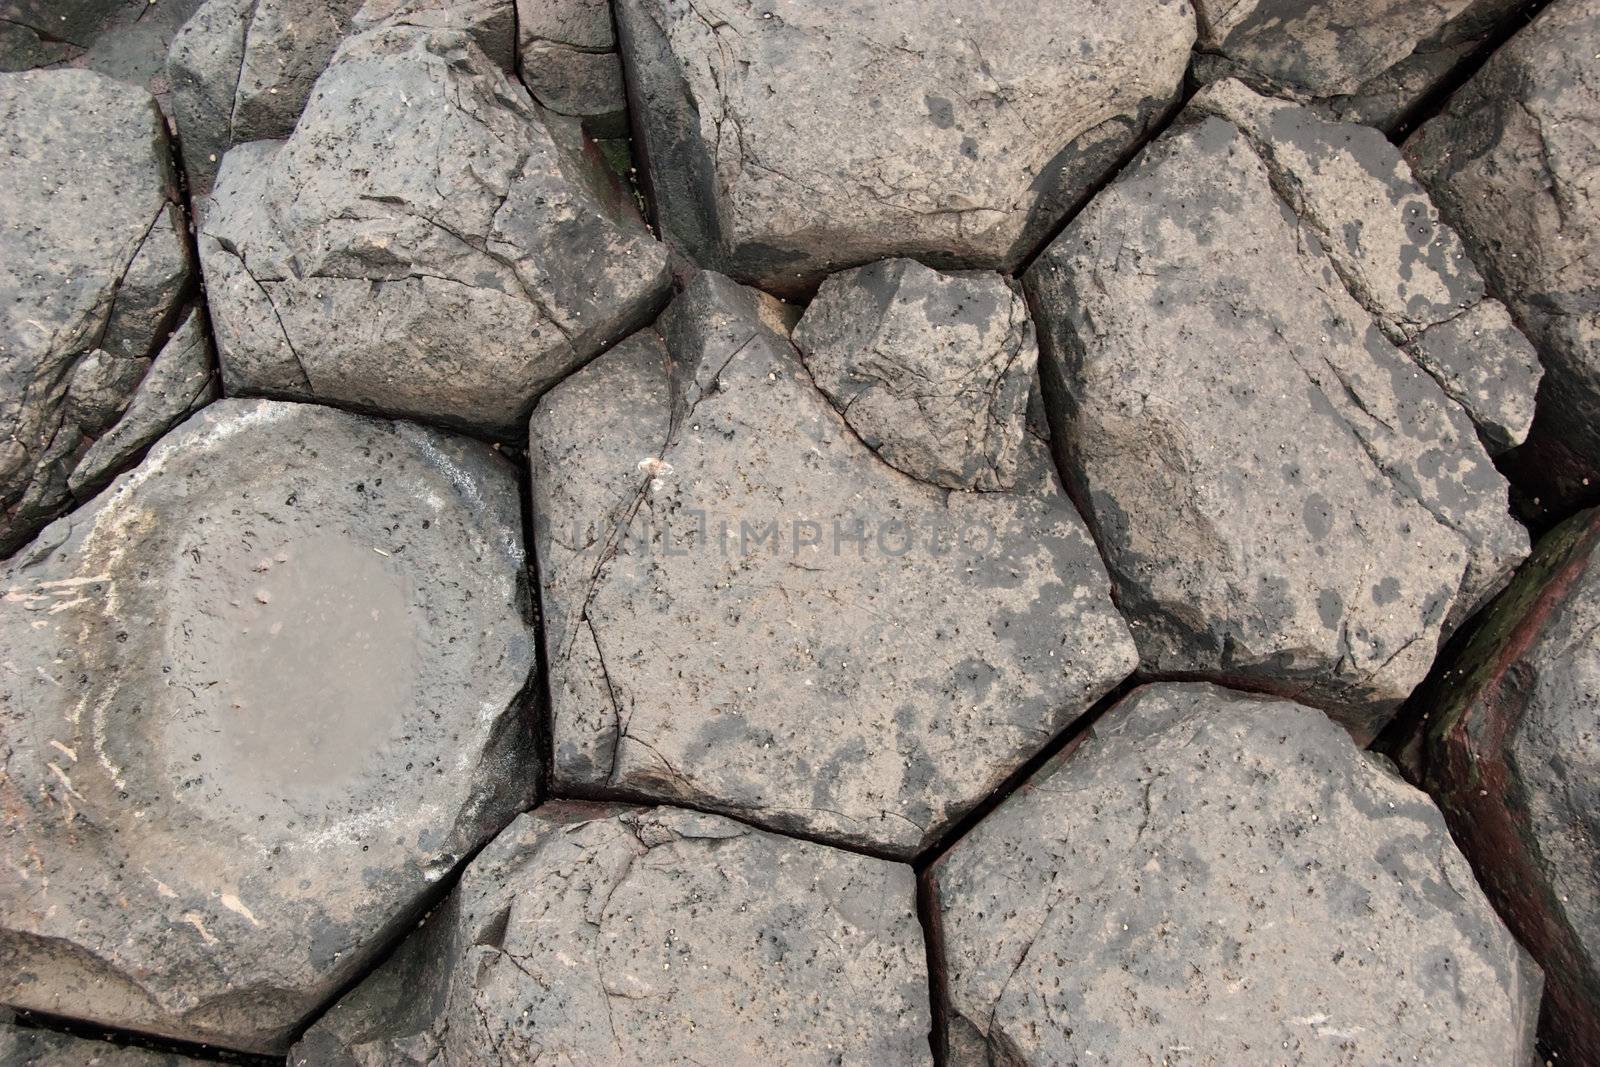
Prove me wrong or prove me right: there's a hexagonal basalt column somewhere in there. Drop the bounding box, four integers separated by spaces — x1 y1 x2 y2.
0 399 538 1054
614 0 1195 295
530 270 1137 858
293 803 932 1065
928 682 1544 1067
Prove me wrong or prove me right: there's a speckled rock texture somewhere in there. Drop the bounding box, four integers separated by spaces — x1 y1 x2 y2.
530 271 1136 857
198 21 668 435
291 802 931 1066
165 0 513 194
1025 92 1529 741
516 0 627 137
929 682 1544 1067
0 399 538 1053
1192 0 1526 129
1407 0 1600 520
0 69 208 560
0 0 206 111
615 0 1195 295
0 1020 211 1066
793 259 1038 491
1422 507 1600 1062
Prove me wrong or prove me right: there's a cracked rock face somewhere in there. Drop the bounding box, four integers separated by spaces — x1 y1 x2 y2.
516 0 627 137
929 682 1544 1067
0 1020 209 1066
1 69 210 560
1423 507 1600 1061
1192 0 1524 129
529 271 1137 857
1025 93 1530 741
166 0 514 194
793 259 1038 492
292 802 932 1066
0 399 538 1053
1407 0 1600 517
0 0 206 111
198 22 668 435
615 0 1195 295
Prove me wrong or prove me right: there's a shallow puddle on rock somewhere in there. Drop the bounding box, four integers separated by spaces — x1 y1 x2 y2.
165 532 419 815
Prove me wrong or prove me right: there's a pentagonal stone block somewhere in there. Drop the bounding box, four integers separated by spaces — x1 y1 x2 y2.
929 682 1543 1067
1024 89 1529 740
0 399 538 1053
1 70 213 560
1424 507 1600 1061
1406 0 1600 519
614 0 1195 295
198 21 668 435
530 271 1136 857
793 259 1038 492
1192 0 1525 129
292 803 931 1066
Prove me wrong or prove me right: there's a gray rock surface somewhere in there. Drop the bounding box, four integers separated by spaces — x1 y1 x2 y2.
1423 507 1600 1061
166 0 513 194
615 0 1195 295
0 1020 210 1066
793 259 1038 492
0 399 538 1053
292 802 932 1066
0 0 206 111
199 22 668 435
1025 96 1529 741
530 271 1137 857
1192 0 1525 129
1 69 203 559
1193 79 1542 454
929 682 1544 1067
516 0 626 137
1407 0 1600 517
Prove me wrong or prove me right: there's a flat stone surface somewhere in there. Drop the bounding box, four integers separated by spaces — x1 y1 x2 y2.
0 0 206 111
0 1021 210 1066
1192 0 1524 128
1025 100 1528 740
1424 507 1600 1061
530 271 1136 857
929 682 1544 1067
292 803 931 1066
793 259 1038 491
0 399 538 1053
199 22 668 435
615 0 1194 295
1407 0 1600 518
0 69 197 559
1192 79 1541 455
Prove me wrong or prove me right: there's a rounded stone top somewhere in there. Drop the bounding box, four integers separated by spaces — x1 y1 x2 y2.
0 399 538 1053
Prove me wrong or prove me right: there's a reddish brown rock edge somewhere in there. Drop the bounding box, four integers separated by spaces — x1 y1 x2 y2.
1425 507 1600 1061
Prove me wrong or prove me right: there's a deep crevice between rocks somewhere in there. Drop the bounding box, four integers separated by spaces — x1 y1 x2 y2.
7 1009 281 1066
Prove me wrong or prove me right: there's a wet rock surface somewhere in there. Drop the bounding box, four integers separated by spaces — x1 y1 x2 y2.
516 0 627 137
615 0 1195 294
292 802 931 1066
198 21 668 435
1407 0 1600 519
1423 507 1600 1061
793 259 1038 492
1192 0 1525 129
0 69 205 559
929 682 1544 1067
530 271 1136 856
1025 90 1530 740
0 399 537 1053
